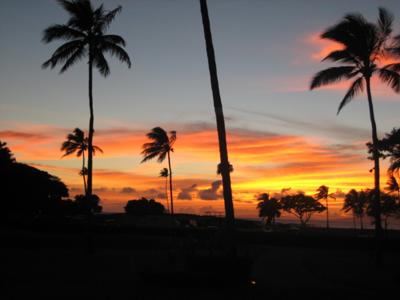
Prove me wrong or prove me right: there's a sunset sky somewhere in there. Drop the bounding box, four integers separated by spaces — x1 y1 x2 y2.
1 0 400 222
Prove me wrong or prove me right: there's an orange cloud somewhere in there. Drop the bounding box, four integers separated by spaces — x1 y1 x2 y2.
306 32 344 61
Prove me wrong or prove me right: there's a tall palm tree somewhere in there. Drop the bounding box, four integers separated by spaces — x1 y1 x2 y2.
310 8 400 254
256 193 281 227
314 185 336 229
199 0 235 230
42 0 131 199
159 168 170 212
61 128 102 194
141 127 176 215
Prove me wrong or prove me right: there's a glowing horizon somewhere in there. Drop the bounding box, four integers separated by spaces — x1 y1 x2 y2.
1 0 400 222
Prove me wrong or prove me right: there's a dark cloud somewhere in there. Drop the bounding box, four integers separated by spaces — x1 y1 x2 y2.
0 130 49 140
198 180 222 200
93 187 108 193
178 184 198 200
120 187 136 194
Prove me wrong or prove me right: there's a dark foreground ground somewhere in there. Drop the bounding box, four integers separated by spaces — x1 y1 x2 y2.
1 218 399 300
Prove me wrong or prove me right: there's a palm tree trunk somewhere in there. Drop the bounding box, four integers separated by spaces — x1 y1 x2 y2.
85 48 94 254
360 215 364 230
167 150 174 215
365 76 383 263
82 150 87 194
353 213 356 230
87 50 94 198
165 176 170 212
200 0 235 231
326 198 330 229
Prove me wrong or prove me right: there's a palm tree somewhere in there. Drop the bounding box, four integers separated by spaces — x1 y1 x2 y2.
159 168 170 212
141 127 176 215
310 8 400 253
343 189 368 230
199 0 235 230
314 185 336 229
256 193 281 227
61 128 102 194
42 0 131 199
385 175 400 200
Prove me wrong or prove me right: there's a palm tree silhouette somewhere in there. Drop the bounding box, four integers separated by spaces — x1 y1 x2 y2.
61 128 102 194
343 189 368 230
159 168 170 213
199 0 235 230
385 175 400 200
310 8 400 254
42 0 131 199
315 185 335 229
378 128 400 177
141 127 176 215
256 193 281 227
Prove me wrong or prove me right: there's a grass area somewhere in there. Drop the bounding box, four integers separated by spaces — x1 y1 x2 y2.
1 215 400 299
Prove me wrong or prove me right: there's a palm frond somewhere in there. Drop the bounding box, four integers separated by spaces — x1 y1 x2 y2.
310 66 356 90
382 63 400 73
92 145 103 154
337 77 364 114
42 24 86 43
103 34 126 46
385 175 399 193
93 50 110 76
60 46 87 73
377 7 393 39
141 151 160 163
101 42 131 68
42 40 84 69
97 6 122 31
322 49 357 64
388 158 400 175
379 68 400 93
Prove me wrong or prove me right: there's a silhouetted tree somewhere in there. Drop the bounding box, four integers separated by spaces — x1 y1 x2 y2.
124 197 165 216
342 189 368 230
200 0 235 230
310 8 400 251
0 142 69 215
0 141 15 165
256 193 281 227
42 0 131 199
372 128 400 176
280 193 326 227
61 128 102 194
141 127 176 215
314 185 336 229
385 175 400 200
367 192 400 231
159 168 170 212
74 194 102 214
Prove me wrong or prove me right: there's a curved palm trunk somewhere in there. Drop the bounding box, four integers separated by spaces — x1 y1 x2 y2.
326 198 330 229
167 150 174 215
82 150 87 194
353 213 357 230
87 50 94 199
365 77 383 263
165 176 170 212
200 0 235 231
